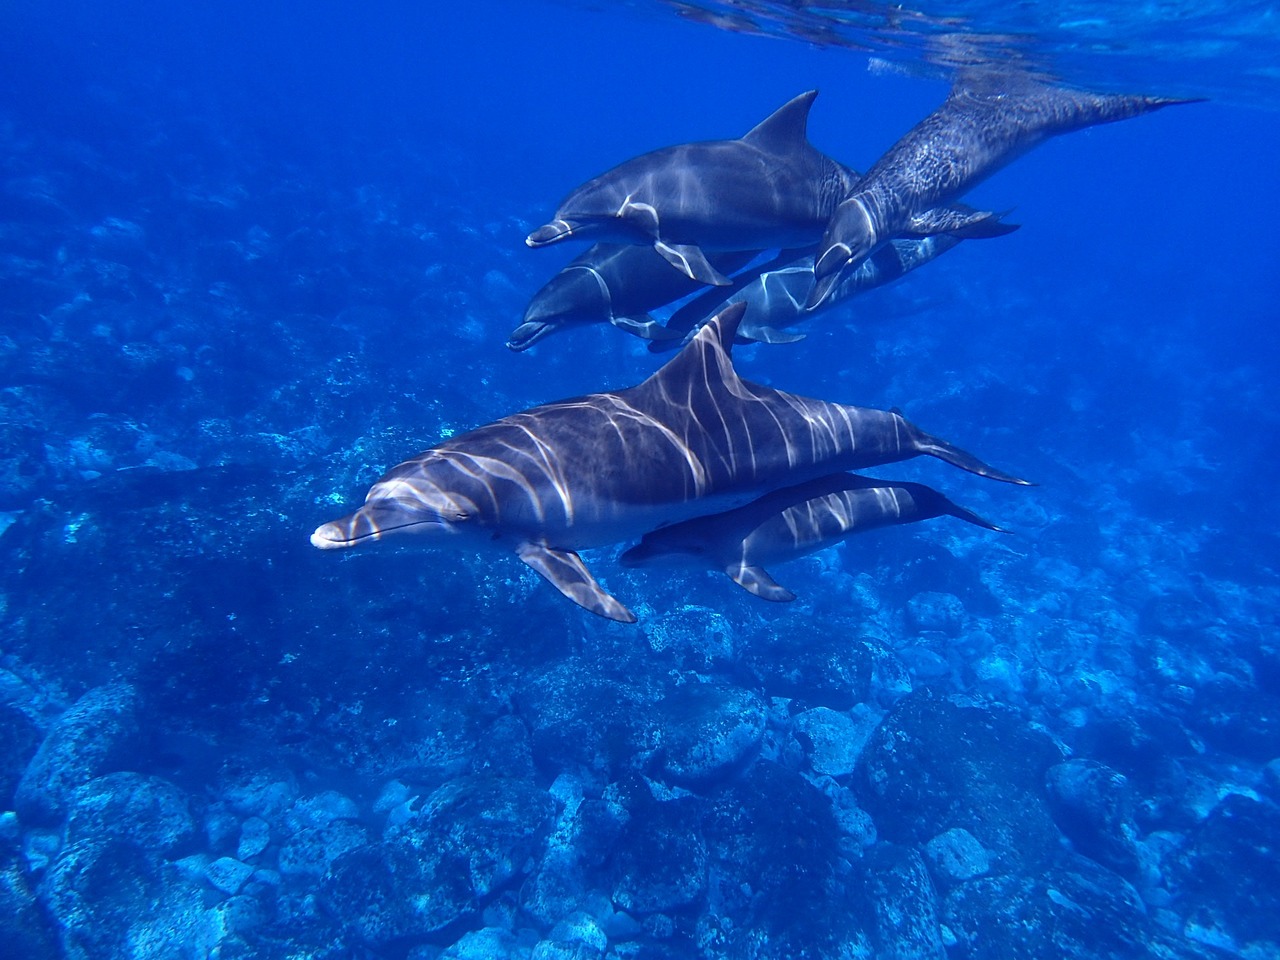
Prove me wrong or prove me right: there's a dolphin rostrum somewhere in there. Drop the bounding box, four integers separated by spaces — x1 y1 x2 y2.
621 472 1006 602
808 74 1195 308
507 243 757 351
312 303 1029 622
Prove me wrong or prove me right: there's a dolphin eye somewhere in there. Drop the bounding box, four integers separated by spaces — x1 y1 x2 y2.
453 512 469 522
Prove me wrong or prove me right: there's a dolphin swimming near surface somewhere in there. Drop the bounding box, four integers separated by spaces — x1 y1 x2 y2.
653 230 999 350
807 74 1196 308
312 303 1029 622
506 243 757 351
525 91 1005 287
621 472 1006 601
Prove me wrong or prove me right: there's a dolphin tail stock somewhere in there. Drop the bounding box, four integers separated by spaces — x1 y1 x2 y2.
725 562 796 602
904 417 1034 486
517 542 637 623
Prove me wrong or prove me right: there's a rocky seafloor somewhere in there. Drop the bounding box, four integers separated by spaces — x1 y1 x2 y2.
3 69 1280 960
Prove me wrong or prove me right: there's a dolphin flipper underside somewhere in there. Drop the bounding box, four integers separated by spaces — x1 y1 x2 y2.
517 542 637 623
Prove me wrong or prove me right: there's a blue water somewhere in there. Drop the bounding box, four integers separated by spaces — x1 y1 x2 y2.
2 1 1279 958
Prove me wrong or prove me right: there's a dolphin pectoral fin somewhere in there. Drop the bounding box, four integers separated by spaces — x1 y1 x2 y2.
726 563 796 603
653 241 733 286
740 323 806 345
517 543 637 623
610 313 684 341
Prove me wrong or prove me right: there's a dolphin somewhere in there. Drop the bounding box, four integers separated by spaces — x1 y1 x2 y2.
653 229 1000 351
312 302 1029 623
621 472 1006 602
525 90 854 286
507 243 757 351
808 74 1196 308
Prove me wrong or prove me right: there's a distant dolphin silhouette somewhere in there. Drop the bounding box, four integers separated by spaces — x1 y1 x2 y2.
313 303 1029 622
621 472 1006 602
808 74 1196 308
507 243 756 351
526 91 1006 288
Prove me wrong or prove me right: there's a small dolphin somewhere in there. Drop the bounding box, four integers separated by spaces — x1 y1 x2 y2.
313 303 1028 622
621 473 1006 602
507 243 756 351
526 90 859 286
654 229 1004 350
808 75 1195 308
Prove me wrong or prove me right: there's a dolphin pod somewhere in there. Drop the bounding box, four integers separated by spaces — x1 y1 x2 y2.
620 472 1006 602
315 72 1190 620
314 303 1028 622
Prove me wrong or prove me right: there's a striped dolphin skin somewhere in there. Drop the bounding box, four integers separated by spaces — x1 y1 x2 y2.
621 472 1006 603
312 303 1028 622
808 74 1196 308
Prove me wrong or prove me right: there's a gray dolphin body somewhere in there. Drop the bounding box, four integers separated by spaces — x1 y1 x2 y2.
808 76 1193 308
654 232 974 350
621 472 1005 601
507 243 756 351
525 91 856 286
312 303 1029 622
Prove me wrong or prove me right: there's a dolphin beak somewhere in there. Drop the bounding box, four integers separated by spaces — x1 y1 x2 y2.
311 519 357 550
506 319 553 352
526 219 576 247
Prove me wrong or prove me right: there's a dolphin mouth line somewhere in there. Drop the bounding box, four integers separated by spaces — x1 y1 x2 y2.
310 517 444 549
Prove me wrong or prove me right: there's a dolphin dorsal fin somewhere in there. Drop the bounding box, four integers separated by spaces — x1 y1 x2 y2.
638 302 748 395
741 90 819 154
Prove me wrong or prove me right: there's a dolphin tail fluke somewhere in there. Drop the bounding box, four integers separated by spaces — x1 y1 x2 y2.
910 424 1034 486
943 500 1010 533
726 563 796 602
654 240 733 286
947 212 1021 240
518 543 637 623
610 313 684 342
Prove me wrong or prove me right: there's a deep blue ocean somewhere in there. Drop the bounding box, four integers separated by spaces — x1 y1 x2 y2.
2 1 1279 958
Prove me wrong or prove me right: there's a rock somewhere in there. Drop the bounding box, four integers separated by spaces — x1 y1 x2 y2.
1045 760 1142 876
611 794 706 915
849 843 945 959
924 828 990 885
472 714 536 780
322 839 475 944
793 706 875 778
702 762 847 947
15 683 140 825
517 659 659 778
941 853 1210 960
66 772 195 854
857 691 1064 871
39 839 214 959
0 843 58 960
1168 794 1280 949
236 817 270 861
906 592 965 635
741 629 873 709
1188 682 1280 761
652 682 765 789
0 703 41 809
205 856 254 895
283 789 359 832
278 819 368 879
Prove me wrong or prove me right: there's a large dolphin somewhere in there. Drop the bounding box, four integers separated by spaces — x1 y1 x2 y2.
808 75 1195 308
653 231 987 350
526 91 1007 287
312 303 1029 622
621 472 1005 602
507 243 756 351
